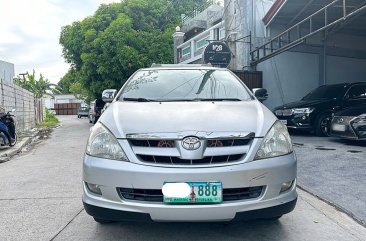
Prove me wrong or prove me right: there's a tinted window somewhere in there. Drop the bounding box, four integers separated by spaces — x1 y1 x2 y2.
302 85 346 100
346 85 366 100
119 69 252 101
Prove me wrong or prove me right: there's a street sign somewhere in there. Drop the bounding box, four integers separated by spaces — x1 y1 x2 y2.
203 41 231 68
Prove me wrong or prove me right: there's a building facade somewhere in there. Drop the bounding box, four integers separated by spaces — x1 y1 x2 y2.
173 0 366 110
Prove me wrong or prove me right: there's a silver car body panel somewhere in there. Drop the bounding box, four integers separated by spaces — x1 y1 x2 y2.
99 101 276 139
83 153 297 221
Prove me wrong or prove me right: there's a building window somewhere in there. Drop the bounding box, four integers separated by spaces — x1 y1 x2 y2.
182 46 191 57
219 27 225 40
196 36 209 50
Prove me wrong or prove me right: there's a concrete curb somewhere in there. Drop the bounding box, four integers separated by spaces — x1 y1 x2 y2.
297 185 366 227
0 137 33 163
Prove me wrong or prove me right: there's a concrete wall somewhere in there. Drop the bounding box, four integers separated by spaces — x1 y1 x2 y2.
326 56 366 84
257 51 320 110
0 60 15 83
0 79 43 133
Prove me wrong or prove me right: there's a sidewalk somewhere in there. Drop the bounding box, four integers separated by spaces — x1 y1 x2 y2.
0 128 50 163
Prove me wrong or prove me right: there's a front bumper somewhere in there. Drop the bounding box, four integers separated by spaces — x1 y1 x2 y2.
84 198 297 222
83 153 297 222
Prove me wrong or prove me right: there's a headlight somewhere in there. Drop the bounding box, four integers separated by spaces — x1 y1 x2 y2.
254 121 293 160
86 123 128 161
292 107 314 114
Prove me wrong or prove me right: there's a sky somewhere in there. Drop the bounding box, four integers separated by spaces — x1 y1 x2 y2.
0 0 121 84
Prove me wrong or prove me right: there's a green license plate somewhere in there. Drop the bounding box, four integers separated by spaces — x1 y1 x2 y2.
163 182 222 204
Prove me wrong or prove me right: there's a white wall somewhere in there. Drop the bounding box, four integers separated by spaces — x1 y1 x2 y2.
257 51 320 110
0 60 15 83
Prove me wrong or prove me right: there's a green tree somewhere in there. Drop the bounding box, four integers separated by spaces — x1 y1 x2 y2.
15 70 55 98
59 0 208 100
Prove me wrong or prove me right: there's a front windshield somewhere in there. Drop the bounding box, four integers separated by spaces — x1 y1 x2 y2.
302 85 345 100
119 69 252 101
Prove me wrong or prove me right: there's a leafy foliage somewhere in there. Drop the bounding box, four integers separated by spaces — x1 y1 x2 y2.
38 108 59 128
14 70 54 98
59 0 208 100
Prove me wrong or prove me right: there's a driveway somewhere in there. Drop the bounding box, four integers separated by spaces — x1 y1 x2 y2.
292 131 366 226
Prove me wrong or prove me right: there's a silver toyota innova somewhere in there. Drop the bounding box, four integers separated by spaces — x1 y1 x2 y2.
83 64 297 223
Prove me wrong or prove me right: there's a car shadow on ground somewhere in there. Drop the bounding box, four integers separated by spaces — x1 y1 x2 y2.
93 219 286 240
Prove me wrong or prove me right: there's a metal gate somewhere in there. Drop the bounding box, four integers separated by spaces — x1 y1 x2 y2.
233 71 263 90
54 103 81 115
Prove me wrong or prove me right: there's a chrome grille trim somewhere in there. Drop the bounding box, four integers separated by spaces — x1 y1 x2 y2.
137 154 245 165
127 131 254 166
126 131 255 140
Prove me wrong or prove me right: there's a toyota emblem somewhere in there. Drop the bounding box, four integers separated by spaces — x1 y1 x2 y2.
181 136 201 150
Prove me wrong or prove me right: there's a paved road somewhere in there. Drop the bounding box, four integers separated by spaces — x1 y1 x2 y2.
292 132 366 226
0 116 365 241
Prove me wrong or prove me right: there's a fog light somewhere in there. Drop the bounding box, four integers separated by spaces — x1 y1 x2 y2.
280 180 294 193
86 182 102 195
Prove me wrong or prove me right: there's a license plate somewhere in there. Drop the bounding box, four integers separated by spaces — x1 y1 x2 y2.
280 119 287 125
163 182 222 204
332 124 346 132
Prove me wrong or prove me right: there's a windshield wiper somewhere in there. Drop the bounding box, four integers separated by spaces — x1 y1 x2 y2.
134 98 243 102
122 97 153 102
192 98 242 101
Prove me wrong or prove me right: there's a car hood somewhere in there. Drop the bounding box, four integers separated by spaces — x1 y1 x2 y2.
99 100 277 138
275 99 335 110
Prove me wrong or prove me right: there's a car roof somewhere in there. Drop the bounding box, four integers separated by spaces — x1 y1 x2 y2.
319 82 366 87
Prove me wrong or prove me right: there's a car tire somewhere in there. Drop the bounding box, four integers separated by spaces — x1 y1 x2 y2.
315 113 332 137
93 217 114 224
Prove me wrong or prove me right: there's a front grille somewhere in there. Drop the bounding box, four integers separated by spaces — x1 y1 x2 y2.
129 135 253 166
137 154 244 165
130 139 250 148
130 140 175 148
207 139 251 147
331 116 357 138
118 186 264 203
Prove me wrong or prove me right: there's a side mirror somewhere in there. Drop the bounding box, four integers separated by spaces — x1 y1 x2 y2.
102 89 117 103
253 88 268 102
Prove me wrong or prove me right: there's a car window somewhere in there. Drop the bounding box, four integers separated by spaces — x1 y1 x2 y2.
119 69 252 101
345 85 366 100
302 85 346 100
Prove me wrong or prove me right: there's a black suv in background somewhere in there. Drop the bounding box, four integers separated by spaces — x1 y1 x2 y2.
89 98 105 124
274 82 366 136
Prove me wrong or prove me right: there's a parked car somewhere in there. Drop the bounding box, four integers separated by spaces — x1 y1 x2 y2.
330 104 366 140
274 82 366 136
89 99 105 124
77 107 89 118
82 64 297 224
